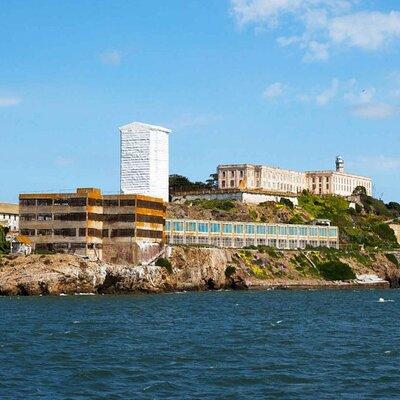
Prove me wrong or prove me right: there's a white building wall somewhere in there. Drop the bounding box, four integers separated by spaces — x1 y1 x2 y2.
119 122 170 202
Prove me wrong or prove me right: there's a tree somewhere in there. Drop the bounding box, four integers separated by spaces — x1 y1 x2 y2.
206 173 218 189
169 174 208 192
352 186 367 196
0 226 10 254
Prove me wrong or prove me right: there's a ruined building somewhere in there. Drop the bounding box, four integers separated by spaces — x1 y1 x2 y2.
19 188 165 263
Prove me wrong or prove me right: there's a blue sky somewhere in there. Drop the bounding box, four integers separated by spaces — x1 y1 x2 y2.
1 0 399 202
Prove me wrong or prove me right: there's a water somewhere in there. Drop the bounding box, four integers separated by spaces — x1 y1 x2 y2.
1 290 399 399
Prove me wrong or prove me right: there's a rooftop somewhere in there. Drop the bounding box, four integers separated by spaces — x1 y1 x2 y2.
0 203 19 214
119 121 171 134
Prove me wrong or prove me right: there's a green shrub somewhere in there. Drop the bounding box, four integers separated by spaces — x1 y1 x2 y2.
0 226 10 254
280 198 294 209
385 253 399 267
155 257 173 273
372 223 397 244
249 209 258 221
289 214 304 224
318 261 356 281
225 265 236 277
257 245 278 258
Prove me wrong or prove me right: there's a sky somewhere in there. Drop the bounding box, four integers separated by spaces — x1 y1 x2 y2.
1 0 399 202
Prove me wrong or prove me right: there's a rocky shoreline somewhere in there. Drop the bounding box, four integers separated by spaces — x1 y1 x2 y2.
0 247 398 296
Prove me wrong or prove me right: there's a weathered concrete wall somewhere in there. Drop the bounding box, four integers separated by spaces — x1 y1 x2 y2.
171 191 298 205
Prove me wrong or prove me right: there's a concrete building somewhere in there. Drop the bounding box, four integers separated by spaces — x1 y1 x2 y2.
166 219 339 249
10 236 32 255
119 122 170 202
19 188 165 263
218 156 372 197
218 164 307 194
0 203 19 232
306 156 372 196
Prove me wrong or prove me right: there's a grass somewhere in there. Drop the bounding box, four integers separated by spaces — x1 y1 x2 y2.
190 199 236 211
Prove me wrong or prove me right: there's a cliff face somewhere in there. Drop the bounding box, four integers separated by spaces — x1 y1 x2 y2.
0 248 399 296
0 250 246 296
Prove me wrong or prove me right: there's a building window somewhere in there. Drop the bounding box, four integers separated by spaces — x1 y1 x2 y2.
221 180 226 188
198 223 209 233
245 224 255 235
223 224 233 234
210 223 221 233
256 225 266 235
230 180 234 187
172 221 184 232
278 226 287 236
234 224 244 234
185 222 197 232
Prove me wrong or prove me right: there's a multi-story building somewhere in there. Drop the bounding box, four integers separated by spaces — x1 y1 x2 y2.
218 164 307 194
166 219 339 249
119 121 171 202
218 156 372 197
19 188 165 263
0 203 19 232
306 156 372 196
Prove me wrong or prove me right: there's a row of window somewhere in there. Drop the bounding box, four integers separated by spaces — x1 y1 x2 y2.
165 220 337 237
20 198 166 211
0 214 18 221
167 235 338 249
20 213 164 224
20 228 162 239
35 243 101 251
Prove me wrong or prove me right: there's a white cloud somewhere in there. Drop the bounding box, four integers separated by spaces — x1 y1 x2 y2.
303 41 330 61
100 50 122 66
263 82 284 99
315 78 339 105
329 11 400 50
350 102 399 119
230 1 400 60
0 97 21 106
344 87 376 104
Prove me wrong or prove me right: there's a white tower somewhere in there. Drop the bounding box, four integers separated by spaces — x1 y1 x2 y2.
119 122 170 202
335 155 344 173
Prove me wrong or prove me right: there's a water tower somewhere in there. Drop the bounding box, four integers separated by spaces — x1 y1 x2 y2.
119 122 171 202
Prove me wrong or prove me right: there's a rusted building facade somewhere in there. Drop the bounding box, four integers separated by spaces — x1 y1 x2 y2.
19 188 165 263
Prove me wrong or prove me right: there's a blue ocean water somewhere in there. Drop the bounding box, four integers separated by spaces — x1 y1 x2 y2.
1 290 399 399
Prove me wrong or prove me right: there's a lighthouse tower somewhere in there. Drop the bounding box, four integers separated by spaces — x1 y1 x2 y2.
335 155 344 173
119 122 171 202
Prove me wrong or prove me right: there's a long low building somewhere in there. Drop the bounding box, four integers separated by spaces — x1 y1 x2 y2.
19 188 165 263
165 219 339 249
